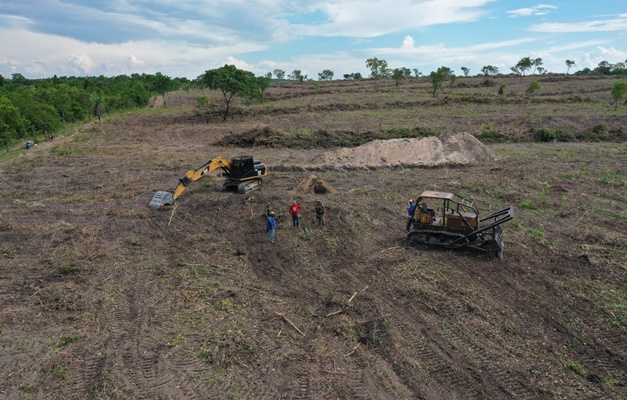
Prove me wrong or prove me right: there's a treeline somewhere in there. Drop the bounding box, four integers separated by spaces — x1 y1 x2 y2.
0 73 188 145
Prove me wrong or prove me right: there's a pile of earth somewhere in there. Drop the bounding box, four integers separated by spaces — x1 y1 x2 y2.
290 175 338 194
312 132 496 169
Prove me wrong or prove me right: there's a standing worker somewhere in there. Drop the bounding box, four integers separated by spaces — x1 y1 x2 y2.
406 199 416 232
289 200 302 228
315 201 326 226
264 204 272 219
267 211 277 243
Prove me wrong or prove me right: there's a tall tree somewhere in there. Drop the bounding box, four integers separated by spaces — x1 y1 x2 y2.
429 71 444 96
532 57 543 75
288 70 305 83
0 96 27 144
481 65 499 77
199 65 257 121
149 72 175 107
273 69 285 80
511 57 533 78
461 67 470 77
565 59 575 74
391 67 411 87
256 75 271 103
610 81 627 111
365 57 389 89
318 70 334 81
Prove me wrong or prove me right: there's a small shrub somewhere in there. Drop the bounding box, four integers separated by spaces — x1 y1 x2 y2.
520 201 536 210
567 362 586 375
57 336 78 348
530 127 571 142
59 262 77 275
525 81 540 96
478 128 504 142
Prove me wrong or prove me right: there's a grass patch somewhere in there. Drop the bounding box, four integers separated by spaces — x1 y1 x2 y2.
57 335 78 348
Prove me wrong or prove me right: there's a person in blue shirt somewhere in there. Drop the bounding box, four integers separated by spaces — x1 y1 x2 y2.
267 211 277 243
406 199 416 232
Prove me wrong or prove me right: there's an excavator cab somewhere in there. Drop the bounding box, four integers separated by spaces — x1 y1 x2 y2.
229 156 266 180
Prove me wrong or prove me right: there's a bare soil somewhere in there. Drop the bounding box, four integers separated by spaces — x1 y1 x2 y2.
1 76 626 399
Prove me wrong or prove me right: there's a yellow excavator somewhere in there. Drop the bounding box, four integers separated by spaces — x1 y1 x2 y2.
149 155 268 207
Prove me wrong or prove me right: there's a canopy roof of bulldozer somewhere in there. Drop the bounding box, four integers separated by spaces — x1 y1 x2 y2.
418 191 475 208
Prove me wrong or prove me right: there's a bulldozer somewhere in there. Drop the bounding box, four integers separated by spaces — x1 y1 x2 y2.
149 155 268 207
407 191 514 258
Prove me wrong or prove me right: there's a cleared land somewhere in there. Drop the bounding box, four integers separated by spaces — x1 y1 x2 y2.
1 75 626 399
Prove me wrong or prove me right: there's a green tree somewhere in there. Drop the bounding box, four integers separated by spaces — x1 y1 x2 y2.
498 83 507 96
256 75 271 103
343 72 363 80
318 70 334 81
429 71 444 96
412 68 422 78
148 72 175 107
391 67 411 87
525 81 540 96
199 65 257 121
0 96 27 144
481 65 499 77
288 70 305 83
511 57 533 78
610 81 627 110
461 67 470 77
365 57 389 89
273 69 285 80
532 57 543 74
565 59 575 74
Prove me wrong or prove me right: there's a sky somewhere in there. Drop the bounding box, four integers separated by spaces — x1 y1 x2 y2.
1 1 626 80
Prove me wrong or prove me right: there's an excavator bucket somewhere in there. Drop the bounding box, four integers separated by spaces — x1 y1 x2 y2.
148 191 175 207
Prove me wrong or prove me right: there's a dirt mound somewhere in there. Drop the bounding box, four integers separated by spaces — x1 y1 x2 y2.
291 174 338 194
314 132 496 168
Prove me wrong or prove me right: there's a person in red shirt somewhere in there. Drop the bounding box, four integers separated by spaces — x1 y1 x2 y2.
289 200 302 228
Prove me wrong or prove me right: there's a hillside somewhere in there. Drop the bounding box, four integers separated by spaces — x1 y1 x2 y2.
1 75 626 399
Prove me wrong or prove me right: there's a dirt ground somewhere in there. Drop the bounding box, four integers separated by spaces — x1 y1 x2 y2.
1 77 626 399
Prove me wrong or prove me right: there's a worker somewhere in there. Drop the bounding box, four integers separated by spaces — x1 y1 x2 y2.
267 211 277 243
406 199 416 232
264 204 272 218
419 200 429 213
289 200 302 228
315 201 326 226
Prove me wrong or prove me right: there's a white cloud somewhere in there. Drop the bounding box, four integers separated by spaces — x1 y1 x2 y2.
401 36 415 50
582 46 627 67
293 0 495 37
530 15 627 32
507 4 557 18
68 54 96 73
128 55 144 67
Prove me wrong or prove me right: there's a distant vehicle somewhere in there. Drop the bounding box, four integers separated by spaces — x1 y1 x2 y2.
407 191 514 258
149 155 268 207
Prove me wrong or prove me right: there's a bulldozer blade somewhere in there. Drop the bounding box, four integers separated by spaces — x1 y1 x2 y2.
148 191 174 207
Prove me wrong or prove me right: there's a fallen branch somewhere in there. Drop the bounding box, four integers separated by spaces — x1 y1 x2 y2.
326 309 344 317
323 369 346 375
345 342 361 357
274 311 307 337
365 246 400 262
168 202 178 226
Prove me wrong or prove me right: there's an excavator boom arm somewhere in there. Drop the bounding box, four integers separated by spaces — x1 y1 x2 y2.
171 157 232 201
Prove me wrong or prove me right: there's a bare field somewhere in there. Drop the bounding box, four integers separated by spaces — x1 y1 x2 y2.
1 75 626 399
